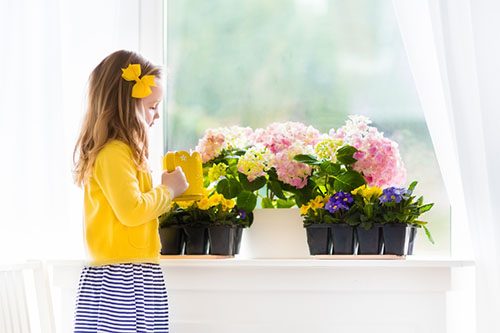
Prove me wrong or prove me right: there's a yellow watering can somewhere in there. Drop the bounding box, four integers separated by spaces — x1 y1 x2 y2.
163 151 204 201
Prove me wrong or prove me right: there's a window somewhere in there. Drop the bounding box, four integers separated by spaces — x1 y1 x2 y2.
165 0 450 255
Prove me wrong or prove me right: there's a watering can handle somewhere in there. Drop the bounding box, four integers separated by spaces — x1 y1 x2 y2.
166 152 176 173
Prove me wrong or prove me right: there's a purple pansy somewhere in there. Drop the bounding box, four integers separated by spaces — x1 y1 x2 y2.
325 191 353 214
379 187 410 204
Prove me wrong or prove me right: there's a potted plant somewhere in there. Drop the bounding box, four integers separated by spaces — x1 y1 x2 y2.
300 196 331 255
294 134 366 255
350 185 384 254
160 188 253 256
379 182 434 255
158 208 186 255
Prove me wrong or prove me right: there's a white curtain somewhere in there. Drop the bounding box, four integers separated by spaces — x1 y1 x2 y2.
0 0 164 261
393 0 500 331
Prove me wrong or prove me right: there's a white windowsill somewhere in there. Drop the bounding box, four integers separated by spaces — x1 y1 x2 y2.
159 257 474 268
40 256 474 270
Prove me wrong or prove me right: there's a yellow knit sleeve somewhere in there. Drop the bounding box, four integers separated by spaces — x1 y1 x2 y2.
93 141 172 227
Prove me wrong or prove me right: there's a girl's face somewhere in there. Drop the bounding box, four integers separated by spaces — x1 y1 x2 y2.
139 80 164 127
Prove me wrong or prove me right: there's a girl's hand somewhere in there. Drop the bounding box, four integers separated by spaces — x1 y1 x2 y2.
161 167 189 199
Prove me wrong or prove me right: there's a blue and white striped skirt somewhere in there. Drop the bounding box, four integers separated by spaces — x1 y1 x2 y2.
73 263 169 333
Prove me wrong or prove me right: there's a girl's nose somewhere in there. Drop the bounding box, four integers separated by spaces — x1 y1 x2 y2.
154 111 160 120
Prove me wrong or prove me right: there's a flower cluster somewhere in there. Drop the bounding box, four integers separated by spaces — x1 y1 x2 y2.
251 122 322 154
251 122 321 188
330 115 406 188
196 126 253 163
208 163 227 182
269 142 315 188
237 144 270 181
352 185 383 202
325 191 353 213
379 187 410 204
300 196 329 215
314 136 343 162
197 192 235 211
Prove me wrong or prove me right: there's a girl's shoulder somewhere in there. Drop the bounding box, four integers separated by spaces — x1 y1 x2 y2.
96 140 133 160
102 139 132 152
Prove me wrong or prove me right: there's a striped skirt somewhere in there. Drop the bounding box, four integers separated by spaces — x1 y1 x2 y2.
73 263 169 333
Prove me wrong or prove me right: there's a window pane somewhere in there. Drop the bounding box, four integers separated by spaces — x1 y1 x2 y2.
166 0 450 255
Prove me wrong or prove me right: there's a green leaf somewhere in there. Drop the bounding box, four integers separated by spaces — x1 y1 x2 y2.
277 198 295 208
268 180 287 200
261 197 275 209
293 154 322 165
237 191 257 212
336 145 358 165
423 225 435 244
413 220 428 226
238 173 267 192
419 203 434 214
323 214 336 224
333 170 366 192
345 212 361 226
408 181 418 194
364 203 374 218
216 178 242 199
320 161 341 175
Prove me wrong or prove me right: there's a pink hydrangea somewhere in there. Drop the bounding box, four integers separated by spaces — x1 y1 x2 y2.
331 115 406 188
269 143 315 189
251 122 322 154
196 126 253 163
251 122 321 188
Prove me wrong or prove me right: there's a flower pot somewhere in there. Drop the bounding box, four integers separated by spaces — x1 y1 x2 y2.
159 226 185 255
239 208 310 258
233 226 244 255
183 226 209 255
382 223 409 255
208 225 235 255
407 225 418 255
330 224 355 255
356 223 383 255
305 224 332 255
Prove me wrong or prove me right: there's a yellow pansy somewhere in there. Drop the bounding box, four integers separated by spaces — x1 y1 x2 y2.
177 200 195 209
222 198 236 211
310 196 326 210
208 193 224 207
301 196 327 215
300 204 312 215
352 185 382 201
197 197 211 210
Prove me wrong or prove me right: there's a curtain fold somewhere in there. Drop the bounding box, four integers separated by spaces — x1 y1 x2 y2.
393 0 500 331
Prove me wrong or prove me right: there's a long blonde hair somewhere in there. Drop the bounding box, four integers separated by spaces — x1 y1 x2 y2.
73 50 162 186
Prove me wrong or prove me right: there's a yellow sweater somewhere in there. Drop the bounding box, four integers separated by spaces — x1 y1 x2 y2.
84 140 171 266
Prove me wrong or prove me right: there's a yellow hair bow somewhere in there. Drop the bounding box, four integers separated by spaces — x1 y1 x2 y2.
121 64 156 98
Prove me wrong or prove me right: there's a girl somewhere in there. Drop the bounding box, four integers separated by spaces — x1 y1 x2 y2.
72 50 188 332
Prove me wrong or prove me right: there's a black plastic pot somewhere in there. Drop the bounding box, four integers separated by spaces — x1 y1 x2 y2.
208 225 235 255
159 226 185 255
305 224 331 255
183 226 209 255
407 225 418 255
356 223 383 255
382 223 408 255
330 224 355 254
233 226 244 255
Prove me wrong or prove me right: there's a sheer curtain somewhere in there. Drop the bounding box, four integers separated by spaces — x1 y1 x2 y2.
393 0 500 331
0 0 164 261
